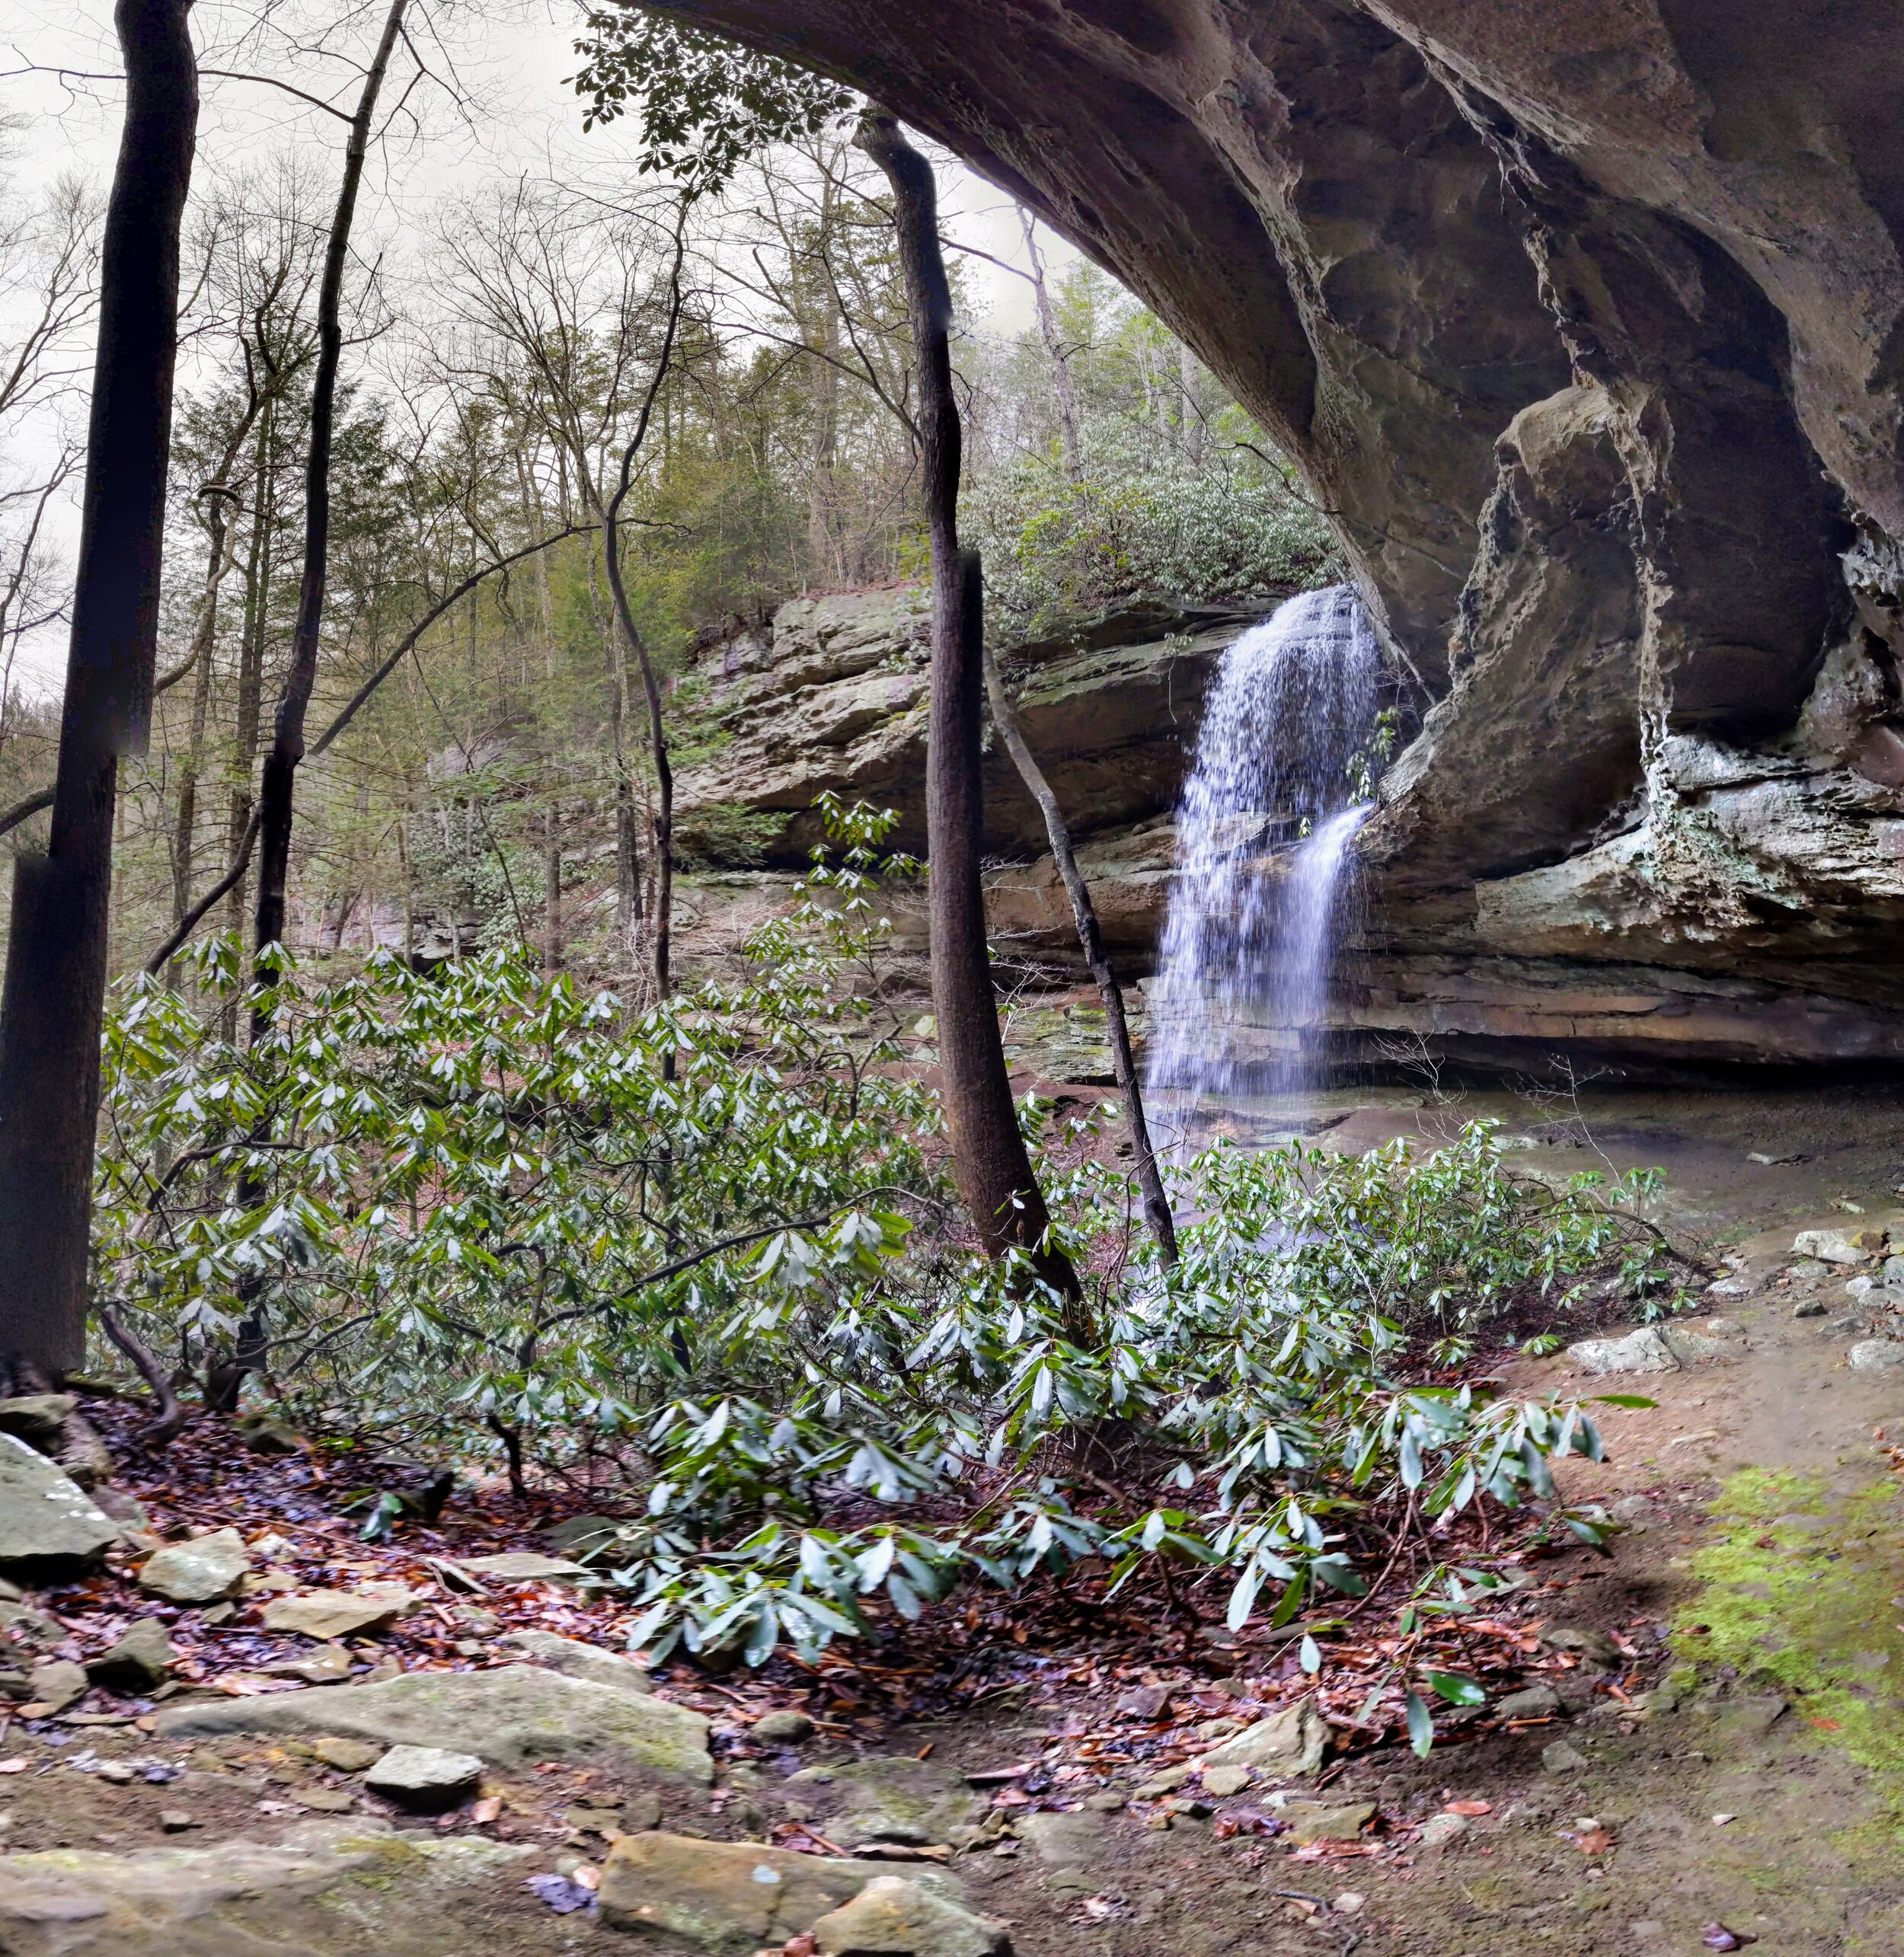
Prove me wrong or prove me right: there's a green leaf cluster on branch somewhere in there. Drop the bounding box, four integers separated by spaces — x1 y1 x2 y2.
570 10 857 196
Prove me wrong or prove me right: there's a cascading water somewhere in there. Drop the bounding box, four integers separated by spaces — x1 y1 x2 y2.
1145 584 1380 1136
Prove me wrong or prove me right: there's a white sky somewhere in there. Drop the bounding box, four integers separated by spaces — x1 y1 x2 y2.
0 0 1075 694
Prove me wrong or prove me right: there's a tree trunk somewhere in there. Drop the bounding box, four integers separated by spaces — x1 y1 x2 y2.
170 486 241 931
857 108 1081 1316
225 390 276 957
982 649 1177 1264
1020 209 1082 484
544 803 563 970
0 0 198 1378
250 0 406 970
597 234 689 1007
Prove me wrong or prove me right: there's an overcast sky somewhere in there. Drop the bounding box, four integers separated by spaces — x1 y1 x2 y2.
0 0 1074 693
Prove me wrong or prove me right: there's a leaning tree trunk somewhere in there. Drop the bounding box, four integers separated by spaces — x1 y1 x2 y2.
0 0 198 1378
857 108 1081 1317
251 0 405 971
982 650 1178 1266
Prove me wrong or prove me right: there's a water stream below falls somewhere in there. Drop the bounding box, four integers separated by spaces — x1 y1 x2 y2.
1145 583 1380 1140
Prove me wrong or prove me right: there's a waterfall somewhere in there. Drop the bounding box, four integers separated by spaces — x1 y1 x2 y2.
1145 584 1380 1134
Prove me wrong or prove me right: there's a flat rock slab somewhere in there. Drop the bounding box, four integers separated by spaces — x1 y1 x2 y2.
0 1434 117 1579
1198 1697 1327 1778
453 1552 588 1584
139 1528 250 1605
1848 1339 1904 1373
0 1818 531 1957
596 1831 963 1954
500 1629 653 1694
811 1873 1011 1956
1014 1809 1107 1865
1281 1799 1374 1845
153 1664 712 1782
1567 1320 1743 1374
262 1585 419 1641
781 1756 980 1847
363 1744 484 1805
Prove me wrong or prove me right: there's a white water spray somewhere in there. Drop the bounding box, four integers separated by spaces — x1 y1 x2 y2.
1145 584 1380 1134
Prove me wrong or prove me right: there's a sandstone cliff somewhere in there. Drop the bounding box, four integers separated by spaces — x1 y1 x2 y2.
663 0 1904 1068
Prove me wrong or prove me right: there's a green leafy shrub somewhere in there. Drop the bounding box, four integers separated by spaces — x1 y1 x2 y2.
94 801 1669 1685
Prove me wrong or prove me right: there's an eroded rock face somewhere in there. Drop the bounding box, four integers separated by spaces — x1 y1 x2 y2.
669 0 1904 1066
675 590 1254 865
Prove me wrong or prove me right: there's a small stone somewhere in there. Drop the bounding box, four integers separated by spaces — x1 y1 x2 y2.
139 1528 250 1604
265 1644 353 1685
1133 1765 1190 1799
1016 1811 1106 1865
363 1744 484 1806
87 1617 174 1691
1885 1255 1904 1287
1538 1624 1621 1669
297 1786 358 1813
1541 1741 1589 1775
1496 1684 1564 1721
500 1629 653 1694
1793 1229 1868 1265
1793 1298 1828 1318
1417 1812 1471 1847
1848 1339 1904 1373
1715 1695 1787 1738
1280 1799 1373 1846
0 1394 76 1453
454 1552 589 1584
1848 1275 1877 1301
1115 1684 1172 1721
1085 1791 1126 1812
1332 1892 1366 1916
1198 1696 1327 1778
752 1709 815 1744
159 1809 198 1832
1201 1764 1252 1798
781 1755 980 1848
232 1413 302 1455
809 1875 1011 1957
27 1659 88 1714
262 1584 418 1640
310 1735 383 1773
0 1436 119 1579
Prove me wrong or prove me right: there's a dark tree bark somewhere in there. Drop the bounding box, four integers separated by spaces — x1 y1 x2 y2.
856 107 1081 1314
982 650 1177 1266
598 231 688 1004
0 0 199 1378
250 0 405 969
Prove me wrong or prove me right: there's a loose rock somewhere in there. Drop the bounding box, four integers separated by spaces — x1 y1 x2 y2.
596 1831 964 1953
87 1617 174 1692
155 1663 714 1782
0 1394 76 1453
139 1528 250 1605
1198 1696 1327 1777
1280 1799 1373 1845
1201 1764 1253 1798
266 1645 353 1686
500 1629 653 1694
752 1708 815 1744
1792 1229 1868 1264
810 1873 1012 1956
1496 1684 1564 1720
26 1658 88 1715
1015 1810 1106 1865
782 1756 980 1847
363 1744 484 1807
1417 1812 1471 1847
1848 1339 1904 1372
0 1434 118 1579
452 1551 588 1584
1541 1741 1589 1775
308 1736 382 1773
263 1584 420 1641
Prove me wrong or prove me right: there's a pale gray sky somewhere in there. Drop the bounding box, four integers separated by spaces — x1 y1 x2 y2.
0 0 1073 692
